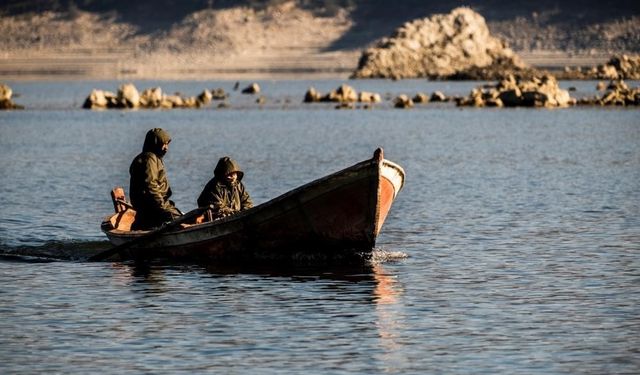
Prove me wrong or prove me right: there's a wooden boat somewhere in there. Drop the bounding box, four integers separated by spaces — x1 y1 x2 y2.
100 148 405 262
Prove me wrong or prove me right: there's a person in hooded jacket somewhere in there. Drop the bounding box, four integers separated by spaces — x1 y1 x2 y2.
197 156 253 220
129 128 182 230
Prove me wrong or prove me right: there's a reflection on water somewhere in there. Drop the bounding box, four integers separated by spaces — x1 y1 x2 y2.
373 264 407 369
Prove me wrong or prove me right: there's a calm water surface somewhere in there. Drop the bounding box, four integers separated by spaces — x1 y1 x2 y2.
0 80 639 374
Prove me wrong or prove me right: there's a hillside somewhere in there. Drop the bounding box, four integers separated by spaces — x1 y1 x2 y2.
1 0 638 79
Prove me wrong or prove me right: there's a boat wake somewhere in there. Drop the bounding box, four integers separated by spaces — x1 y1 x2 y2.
0 240 111 262
371 248 409 264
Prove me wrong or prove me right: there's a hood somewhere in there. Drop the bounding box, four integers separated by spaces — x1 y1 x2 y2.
214 156 244 181
142 128 171 156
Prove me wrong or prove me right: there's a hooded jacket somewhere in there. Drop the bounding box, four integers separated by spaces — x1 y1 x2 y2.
129 128 180 228
197 156 253 218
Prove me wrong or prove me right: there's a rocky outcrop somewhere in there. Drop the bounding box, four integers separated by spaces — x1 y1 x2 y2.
457 74 575 108
0 83 24 110
352 7 526 80
577 80 640 106
558 54 640 80
604 55 640 79
303 84 381 104
83 83 214 109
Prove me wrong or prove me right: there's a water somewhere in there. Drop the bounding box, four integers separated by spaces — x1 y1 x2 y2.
1 80 639 374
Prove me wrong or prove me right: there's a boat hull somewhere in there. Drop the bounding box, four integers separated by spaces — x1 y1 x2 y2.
102 151 405 263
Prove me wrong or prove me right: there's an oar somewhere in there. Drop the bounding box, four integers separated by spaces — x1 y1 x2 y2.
89 207 207 262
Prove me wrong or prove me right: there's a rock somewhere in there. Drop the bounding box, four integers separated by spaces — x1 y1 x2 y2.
197 89 213 105
164 95 184 108
242 83 260 94
82 89 118 109
323 84 358 102
117 83 140 108
183 97 198 108
104 91 119 108
139 87 163 108
497 88 522 107
304 87 322 102
597 64 619 80
159 98 174 109
459 74 575 108
0 84 13 101
83 89 109 109
605 55 640 80
303 85 380 104
430 91 448 102
210 88 228 100
394 95 414 108
358 91 381 103
352 7 526 80
607 80 629 91
413 93 429 103
485 98 503 107
578 79 640 106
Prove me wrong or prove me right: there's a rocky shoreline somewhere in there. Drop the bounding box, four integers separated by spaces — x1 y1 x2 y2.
1 2 639 114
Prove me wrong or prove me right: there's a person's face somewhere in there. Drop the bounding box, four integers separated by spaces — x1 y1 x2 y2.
158 142 169 157
225 172 238 184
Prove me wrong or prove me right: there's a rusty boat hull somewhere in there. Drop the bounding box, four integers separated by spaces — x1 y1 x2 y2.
101 149 405 263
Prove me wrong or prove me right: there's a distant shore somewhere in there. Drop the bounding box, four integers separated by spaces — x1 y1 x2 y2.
1 3 635 81
0 50 615 81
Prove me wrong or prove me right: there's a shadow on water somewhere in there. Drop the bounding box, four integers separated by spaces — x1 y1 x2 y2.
121 260 378 282
111 258 405 306
0 239 408 268
113 247 407 282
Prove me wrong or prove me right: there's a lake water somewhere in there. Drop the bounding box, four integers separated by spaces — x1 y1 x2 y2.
1 80 639 374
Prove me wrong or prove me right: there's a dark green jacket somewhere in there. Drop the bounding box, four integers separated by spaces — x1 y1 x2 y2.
129 128 180 229
197 157 253 218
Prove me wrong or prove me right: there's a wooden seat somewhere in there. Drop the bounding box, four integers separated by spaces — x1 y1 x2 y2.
111 187 134 213
108 186 136 231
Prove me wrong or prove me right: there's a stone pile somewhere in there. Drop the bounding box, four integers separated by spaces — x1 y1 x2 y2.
578 80 640 106
0 83 24 110
304 84 381 104
83 83 225 109
456 74 575 108
351 7 526 80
